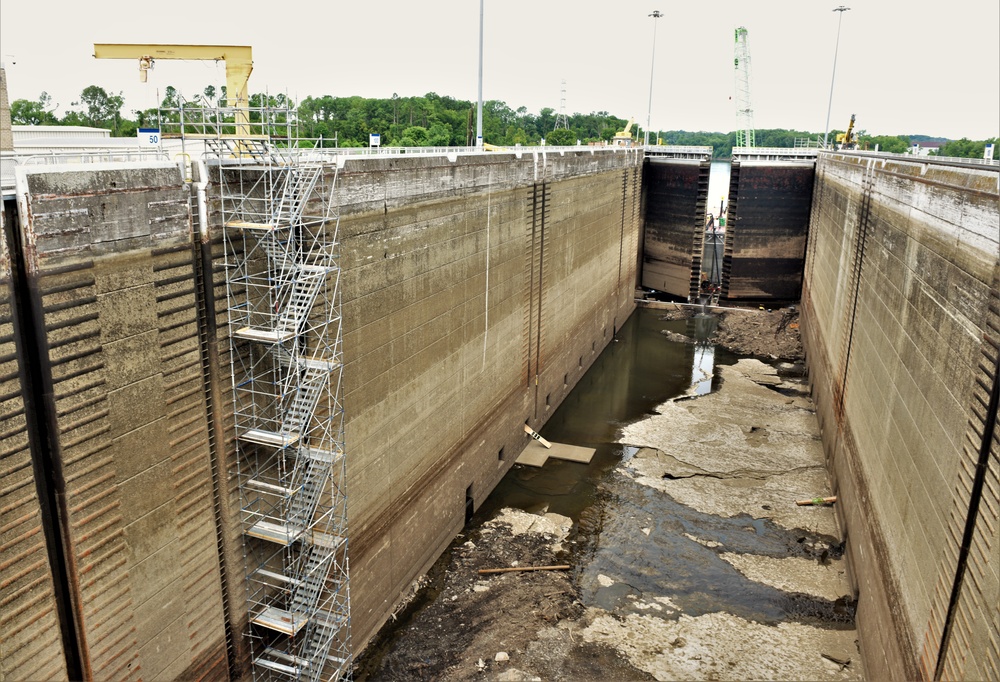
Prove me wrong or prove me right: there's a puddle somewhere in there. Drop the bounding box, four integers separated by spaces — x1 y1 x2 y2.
578 472 854 629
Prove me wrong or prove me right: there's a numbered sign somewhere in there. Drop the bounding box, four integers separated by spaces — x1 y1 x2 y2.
138 128 160 147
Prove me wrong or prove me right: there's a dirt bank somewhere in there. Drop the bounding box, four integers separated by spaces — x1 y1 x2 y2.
650 303 804 360
357 509 649 681
712 308 803 360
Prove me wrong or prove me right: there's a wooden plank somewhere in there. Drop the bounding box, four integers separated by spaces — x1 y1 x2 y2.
523 424 552 448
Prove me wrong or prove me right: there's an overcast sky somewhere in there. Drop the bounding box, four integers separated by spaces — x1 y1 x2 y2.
2 0 997 140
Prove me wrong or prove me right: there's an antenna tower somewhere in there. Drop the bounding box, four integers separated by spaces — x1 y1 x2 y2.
734 27 755 148
555 79 569 130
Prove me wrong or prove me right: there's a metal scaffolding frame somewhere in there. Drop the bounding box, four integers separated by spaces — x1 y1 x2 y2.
167 103 351 681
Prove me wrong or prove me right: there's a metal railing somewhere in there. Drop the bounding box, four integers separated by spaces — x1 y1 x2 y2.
1 149 172 190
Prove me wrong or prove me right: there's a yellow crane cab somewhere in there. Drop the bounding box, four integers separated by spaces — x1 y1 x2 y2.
612 119 635 147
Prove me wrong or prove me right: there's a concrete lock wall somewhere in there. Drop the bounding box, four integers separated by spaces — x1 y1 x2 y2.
640 158 710 299
4 163 230 680
723 160 814 300
0 198 69 680
802 153 1000 680
2 148 641 678
328 149 642 650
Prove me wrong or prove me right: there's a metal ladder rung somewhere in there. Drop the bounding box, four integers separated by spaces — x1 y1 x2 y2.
251 606 308 636
246 519 304 546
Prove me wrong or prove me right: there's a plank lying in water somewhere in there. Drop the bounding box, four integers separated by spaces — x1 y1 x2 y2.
515 440 596 468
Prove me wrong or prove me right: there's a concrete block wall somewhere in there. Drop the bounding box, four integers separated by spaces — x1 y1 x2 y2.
6 164 230 680
0 199 69 680
801 152 1000 680
330 149 642 650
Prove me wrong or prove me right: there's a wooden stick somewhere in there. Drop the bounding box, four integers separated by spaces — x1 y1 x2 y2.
796 496 837 506
523 424 552 449
478 565 570 575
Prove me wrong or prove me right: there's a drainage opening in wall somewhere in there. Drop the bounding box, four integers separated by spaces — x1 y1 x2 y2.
465 485 474 525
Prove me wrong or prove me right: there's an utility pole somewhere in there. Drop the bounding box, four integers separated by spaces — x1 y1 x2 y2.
555 80 569 130
645 10 663 146
823 6 850 148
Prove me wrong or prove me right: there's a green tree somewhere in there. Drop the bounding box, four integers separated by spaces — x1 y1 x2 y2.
398 125 429 147
859 134 909 153
10 92 58 125
934 137 1000 158
427 122 451 146
546 128 576 146
72 85 126 134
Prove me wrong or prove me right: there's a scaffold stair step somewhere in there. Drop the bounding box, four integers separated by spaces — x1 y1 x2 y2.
308 531 346 550
246 478 296 496
246 519 305 546
239 428 301 448
253 568 301 586
258 648 313 675
299 446 342 464
225 219 290 231
233 326 296 343
251 606 308 636
253 656 298 676
297 356 339 372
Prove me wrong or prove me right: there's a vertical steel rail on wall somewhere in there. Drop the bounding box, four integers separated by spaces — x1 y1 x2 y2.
171 102 352 680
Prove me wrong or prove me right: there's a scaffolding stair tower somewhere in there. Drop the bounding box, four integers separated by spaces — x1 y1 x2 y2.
212 126 351 681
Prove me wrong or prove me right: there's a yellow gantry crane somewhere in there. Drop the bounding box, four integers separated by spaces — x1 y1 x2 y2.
93 43 253 135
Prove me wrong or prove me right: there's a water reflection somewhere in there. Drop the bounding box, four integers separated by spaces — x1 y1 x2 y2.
688 314 720 396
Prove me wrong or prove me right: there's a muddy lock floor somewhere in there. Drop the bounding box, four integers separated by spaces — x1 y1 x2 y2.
357 311 863 681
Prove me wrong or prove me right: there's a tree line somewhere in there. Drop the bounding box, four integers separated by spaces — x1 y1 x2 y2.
8 85 998 159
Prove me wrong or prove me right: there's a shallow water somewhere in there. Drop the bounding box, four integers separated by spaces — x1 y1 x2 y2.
357 306 852 678
474 307 736 524
474 305 853 630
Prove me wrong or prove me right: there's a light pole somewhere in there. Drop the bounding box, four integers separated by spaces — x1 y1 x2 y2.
476 0 484 147
822 6 850 148
645 10 663 147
